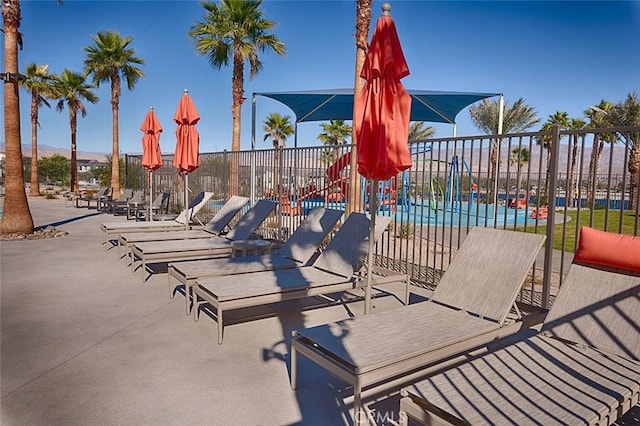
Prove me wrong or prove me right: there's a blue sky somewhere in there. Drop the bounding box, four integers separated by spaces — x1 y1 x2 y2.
9 0 640 156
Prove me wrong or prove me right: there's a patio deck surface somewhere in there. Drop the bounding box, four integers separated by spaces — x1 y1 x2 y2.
1 197 420 425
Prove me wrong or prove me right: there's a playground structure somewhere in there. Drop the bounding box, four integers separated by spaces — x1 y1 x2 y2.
409 154 476 213
276 150 403 215
274 148 549 226
279 149 482 218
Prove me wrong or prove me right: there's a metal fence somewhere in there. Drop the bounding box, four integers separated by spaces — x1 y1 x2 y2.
126 125 640 310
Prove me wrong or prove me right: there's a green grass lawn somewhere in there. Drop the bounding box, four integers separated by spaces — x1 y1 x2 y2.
518 208 639 252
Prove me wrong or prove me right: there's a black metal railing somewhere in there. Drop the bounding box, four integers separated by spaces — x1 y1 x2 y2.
126 125 640 309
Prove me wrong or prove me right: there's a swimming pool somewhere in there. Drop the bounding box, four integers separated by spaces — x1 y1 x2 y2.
398 201 531 227
295 198 533 227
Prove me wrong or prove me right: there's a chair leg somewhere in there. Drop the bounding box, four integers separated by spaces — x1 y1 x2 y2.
290 336 298 390
192 294 199 322
217 308 224 345
168 273 174 299
185 283 191 315
353 381 364 425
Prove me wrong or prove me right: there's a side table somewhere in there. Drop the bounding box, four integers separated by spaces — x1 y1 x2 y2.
231 240 273 258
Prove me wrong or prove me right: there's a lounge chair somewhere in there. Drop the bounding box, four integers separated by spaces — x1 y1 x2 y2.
289 227 546 418
399 226 640 425
192 212 409 344
116 195 249 259
129 199 278 282
168 207 344 314
104 188 135 214
134 192 171 221
63 191 81 208
113 190 144 216
99 191 215 245
76 186 111 209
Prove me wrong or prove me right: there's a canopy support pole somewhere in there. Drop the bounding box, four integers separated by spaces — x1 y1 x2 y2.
250 94 257 205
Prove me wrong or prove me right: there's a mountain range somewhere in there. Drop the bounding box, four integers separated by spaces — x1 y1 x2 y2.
0 143 109 162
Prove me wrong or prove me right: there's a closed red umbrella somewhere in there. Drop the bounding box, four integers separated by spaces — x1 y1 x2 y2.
141 107 163 221
173 89 200 230
354 3 412 314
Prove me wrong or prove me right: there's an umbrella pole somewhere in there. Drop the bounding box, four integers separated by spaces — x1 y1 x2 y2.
364 178 378 315
149 171 153 222
184 173 189 231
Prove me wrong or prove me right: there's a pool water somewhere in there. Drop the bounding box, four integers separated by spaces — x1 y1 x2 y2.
398 201 531 227
297 198 532 227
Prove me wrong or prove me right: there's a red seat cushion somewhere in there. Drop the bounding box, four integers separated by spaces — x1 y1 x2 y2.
574 226 640 273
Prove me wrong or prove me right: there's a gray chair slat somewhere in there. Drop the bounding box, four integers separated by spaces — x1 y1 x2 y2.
278 208 344 264
224 200 277 240
203 196 249 235
313 213 391 278
432 227 546 324
541 264 640 360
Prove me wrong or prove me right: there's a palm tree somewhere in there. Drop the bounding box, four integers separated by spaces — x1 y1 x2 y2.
537 111 571 203
83 30 144 198
509 146 530 198
189 0 285 196
584 100 615 206
609 92 640 210
317 120 352 162
1 0 34 235
347 0 373 215
408 121 436 141
262 112 294 197
53 69 99 193
21 63 54 197
567 118 586 207
469 98 539 202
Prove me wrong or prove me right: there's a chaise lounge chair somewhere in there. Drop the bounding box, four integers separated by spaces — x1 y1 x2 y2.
129 199 278 282
168 207 344 314
75 186 111 209
116 195 249 260
399 226 640 425
99 191 215 245
133 192 171 221
112 190 144 216
103 188 135 214
289 227 546 418
192 212 410 344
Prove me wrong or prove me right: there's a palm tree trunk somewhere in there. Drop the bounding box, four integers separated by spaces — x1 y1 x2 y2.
489 140 498 202
110 74 121 197
229 53 244 196
567 134 578 208
586 134 605 207
544 142 552 205
1 0 34 235
30 92 40 196
586 135 599 207
347 0 372 215
70 111 79 192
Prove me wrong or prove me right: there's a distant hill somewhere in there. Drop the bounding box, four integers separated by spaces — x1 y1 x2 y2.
0 143 109 162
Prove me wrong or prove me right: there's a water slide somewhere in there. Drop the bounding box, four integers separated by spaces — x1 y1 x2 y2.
325 151 351 196
297 151 352 202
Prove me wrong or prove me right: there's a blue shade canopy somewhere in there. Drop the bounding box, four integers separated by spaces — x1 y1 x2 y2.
255 88 501 124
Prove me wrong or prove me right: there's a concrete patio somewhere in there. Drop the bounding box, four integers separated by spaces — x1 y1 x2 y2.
1 197 418 425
